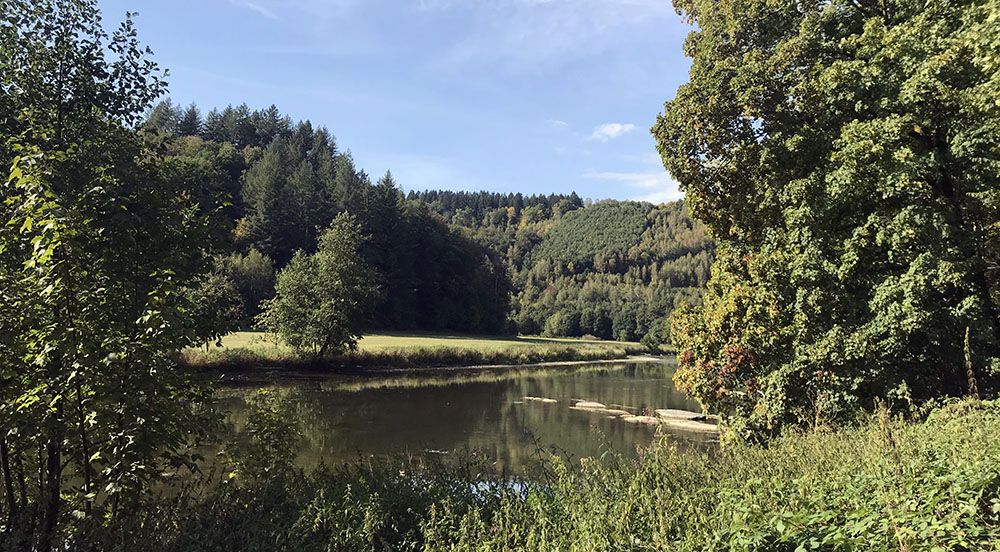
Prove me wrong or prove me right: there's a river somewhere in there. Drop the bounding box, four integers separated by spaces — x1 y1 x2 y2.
217 358 713 473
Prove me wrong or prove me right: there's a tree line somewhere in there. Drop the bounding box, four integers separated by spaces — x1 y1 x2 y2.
409 192 714 343
144 105 715 345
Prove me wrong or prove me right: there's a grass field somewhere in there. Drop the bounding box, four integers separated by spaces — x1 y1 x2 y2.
209 331 640 352
182 331 649 372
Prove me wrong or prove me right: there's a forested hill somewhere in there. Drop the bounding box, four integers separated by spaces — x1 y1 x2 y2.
409 191 715 342
146 100 511 334
146 101 714 342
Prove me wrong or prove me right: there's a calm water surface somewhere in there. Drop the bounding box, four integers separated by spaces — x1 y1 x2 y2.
218 359 711 472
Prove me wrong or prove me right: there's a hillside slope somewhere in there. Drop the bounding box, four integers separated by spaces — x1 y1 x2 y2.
410 192 715 341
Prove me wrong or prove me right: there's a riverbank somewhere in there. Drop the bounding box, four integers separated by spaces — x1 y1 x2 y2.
96 398 1000 551
180 331 650 374
215 355 665 387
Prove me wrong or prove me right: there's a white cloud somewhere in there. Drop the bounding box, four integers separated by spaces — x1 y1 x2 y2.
589 123 635 142
583 169 682 203
546 118 569 129
228 0 279 19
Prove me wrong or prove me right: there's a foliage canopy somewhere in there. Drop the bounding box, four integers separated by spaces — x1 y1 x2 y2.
656 0 1000 439
1 1 218 548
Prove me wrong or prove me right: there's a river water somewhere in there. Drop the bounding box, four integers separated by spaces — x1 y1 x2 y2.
217 359 712 473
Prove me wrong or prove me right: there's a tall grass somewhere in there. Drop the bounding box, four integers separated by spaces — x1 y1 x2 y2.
180 343 646 373
75 399 1000 551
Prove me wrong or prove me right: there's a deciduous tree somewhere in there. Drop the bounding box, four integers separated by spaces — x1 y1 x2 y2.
259 213 381 356
656 0 1000 440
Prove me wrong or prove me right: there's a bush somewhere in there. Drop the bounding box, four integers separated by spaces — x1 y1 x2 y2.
542 310 579 337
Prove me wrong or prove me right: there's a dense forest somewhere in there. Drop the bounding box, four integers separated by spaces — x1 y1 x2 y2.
409 191 713 340
145 100 512 334
144 101 714 342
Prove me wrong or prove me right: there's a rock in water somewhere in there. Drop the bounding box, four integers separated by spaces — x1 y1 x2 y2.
570 406 631 417
655 409 708 421
622 415 660 425
523 396 557 404
659 418 719 434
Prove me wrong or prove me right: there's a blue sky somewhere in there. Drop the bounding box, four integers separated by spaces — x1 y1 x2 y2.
98 0 692 202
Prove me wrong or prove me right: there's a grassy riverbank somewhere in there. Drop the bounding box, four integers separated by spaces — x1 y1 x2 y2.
180 331 649 373
91 398 1000 551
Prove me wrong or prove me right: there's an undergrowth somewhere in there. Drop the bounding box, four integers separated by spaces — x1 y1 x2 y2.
61 397 1000 551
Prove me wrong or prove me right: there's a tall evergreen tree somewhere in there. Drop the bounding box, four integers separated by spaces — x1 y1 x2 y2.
331 152 366 212
145 98 181 133
242 140 291 263
177 102 202 135
202 108 226 142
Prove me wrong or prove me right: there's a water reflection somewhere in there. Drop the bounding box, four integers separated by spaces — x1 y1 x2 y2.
218 360 711 473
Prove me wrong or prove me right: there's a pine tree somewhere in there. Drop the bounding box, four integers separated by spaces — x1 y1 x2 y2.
177 103 202 136
331 153 365 212
202 108 226 142
242 140 291 262
146 98 181 133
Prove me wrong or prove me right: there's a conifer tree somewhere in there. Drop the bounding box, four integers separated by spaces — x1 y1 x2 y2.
177 102 202 135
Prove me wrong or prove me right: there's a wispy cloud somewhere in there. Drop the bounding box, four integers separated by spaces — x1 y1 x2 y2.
228 0 364 22
229 0 279 19
583 169 682 203
546 118 570 129
589 123 635 142
426 0 673 72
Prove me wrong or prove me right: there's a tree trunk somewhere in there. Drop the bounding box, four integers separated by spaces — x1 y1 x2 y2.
75 382 92 515
13 449 26 515
12 449 28 552
927 131 1000 347
965 326 981 399
1 435 17 538
37 403 63 552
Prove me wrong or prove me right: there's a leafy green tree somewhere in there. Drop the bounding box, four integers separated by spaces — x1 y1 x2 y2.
543 311 579 337
641 317 672 353
185 265 244 348
220 249 276 325
1 1 218 548
655 0 1000 440
260 213 381 356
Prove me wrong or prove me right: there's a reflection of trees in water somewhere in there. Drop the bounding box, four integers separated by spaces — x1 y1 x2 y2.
222 362 710 473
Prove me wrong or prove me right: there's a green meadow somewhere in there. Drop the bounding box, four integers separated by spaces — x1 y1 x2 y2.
182 331 650 372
